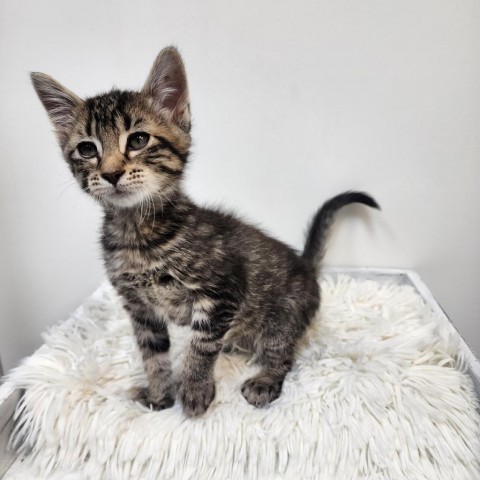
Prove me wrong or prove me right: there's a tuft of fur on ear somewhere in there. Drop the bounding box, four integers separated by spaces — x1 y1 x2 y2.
31 72 83 146
142 47 191 132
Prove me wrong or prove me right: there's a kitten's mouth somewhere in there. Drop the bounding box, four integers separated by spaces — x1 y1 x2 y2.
111 188 132 197
93 185 144 208
108 187 142 203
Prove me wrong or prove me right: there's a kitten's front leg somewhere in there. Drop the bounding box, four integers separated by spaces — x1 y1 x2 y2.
179 297 232 417
129 307 174 410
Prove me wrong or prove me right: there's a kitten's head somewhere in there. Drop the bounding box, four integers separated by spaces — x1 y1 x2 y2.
31 47 191 209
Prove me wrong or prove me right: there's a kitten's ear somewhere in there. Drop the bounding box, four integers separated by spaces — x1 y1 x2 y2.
30 72 83 145
142 47 191 132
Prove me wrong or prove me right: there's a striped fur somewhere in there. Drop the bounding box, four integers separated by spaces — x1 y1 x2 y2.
31 47 379 416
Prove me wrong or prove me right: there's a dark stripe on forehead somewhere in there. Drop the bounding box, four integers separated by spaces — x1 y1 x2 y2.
84 97 99 137
110 107 117 129
113 90 131 130
93 109 102 138
85 90 136 136
123 113 132 131
86 107 93 137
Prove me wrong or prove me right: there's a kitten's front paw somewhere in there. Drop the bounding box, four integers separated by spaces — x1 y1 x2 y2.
241 376 283 407
179 380 216 417
129 386 175 411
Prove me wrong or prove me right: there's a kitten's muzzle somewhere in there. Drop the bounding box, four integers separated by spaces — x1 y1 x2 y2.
101 170 125 186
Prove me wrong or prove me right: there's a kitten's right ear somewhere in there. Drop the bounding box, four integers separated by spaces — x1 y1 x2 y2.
30 72 83 145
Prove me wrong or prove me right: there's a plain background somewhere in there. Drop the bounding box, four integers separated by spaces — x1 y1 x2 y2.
0 0 479 373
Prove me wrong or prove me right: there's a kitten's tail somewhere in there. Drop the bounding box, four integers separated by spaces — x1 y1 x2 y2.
302 191 380 273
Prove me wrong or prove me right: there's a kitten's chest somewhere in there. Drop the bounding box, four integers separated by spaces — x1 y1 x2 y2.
102 215 195 325
106 251 193 326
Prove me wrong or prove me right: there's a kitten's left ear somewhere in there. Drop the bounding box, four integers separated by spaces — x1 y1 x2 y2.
142 47 191 132
31 72 83 146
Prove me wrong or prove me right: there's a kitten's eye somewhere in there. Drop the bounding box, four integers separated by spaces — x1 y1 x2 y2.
77 142 97 159
127 132 150 151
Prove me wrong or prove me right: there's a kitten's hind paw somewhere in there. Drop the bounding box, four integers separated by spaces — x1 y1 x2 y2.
241 376 283 407
129 386 175 411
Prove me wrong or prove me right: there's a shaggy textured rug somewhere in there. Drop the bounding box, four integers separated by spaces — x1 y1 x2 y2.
4 275 480 480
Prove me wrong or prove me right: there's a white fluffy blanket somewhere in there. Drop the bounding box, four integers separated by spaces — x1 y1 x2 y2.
5 275 480 479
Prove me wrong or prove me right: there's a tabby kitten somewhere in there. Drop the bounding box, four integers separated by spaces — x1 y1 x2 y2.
31 47 379 416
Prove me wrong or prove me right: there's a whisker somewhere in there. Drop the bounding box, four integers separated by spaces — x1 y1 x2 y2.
139 192 146 226
148 191 156 233
139 194 143 225
154 191 165 216
56 179 77 200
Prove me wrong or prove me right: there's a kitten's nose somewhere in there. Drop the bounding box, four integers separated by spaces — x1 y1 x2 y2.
101 170 125 186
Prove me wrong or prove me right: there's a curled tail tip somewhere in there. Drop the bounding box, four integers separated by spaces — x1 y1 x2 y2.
339 190 381 211
302 190 380 269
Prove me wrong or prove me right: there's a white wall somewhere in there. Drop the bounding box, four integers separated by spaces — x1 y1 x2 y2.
1 0 479 372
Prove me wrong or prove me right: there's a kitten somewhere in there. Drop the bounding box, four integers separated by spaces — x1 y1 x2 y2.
31 47 379 416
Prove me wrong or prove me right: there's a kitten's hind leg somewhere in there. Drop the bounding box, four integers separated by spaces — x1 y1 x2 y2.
241 337 296 407
129 306 175 410
241 295 317 408
242 272 320 407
